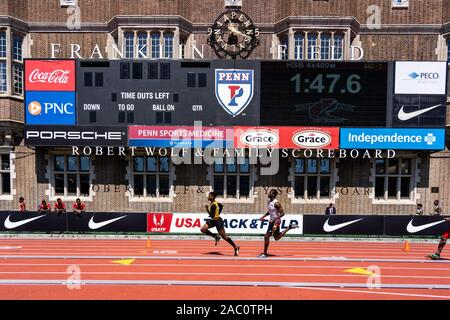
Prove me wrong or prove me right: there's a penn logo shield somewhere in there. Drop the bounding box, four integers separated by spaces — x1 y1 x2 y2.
215 69 254 116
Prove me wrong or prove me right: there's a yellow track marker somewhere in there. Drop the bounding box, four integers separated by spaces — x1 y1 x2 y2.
112 259 135 265
344 267 375 276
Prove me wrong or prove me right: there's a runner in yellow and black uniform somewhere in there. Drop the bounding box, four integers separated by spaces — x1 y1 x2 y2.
200 192 240 256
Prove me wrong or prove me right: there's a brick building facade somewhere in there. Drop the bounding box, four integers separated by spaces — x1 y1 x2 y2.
0 0 449 215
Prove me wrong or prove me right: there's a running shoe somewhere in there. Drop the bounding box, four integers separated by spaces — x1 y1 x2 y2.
215 235 221 246
234 246 240 256
258 253 267 258
429 253 441 260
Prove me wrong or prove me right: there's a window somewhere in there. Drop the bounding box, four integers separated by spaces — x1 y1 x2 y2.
374 158 414 201
447 39 450 63
0 32 6 58
333 34 344 60
294 34 304 60
0 62 6 92
137 33 147 58
124 33 134 58
320 33 331 60
280 35 288 60
0 31 25 96
307 34 318 60
292 159 333 200
212 157 251 200
12 63 23 95
151 34 160 58
164 34 174 58
52 155 91 198
0 154 11 195
12 36 23 61
131 156 170 198
180 37 187 59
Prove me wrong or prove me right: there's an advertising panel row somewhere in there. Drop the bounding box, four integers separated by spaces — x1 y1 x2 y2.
0 211 448 237
23 59 449 128
24 125 446 151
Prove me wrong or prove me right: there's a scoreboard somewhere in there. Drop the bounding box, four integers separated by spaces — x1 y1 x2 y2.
76 60 260 126
24 59 447 148
260 61 390 127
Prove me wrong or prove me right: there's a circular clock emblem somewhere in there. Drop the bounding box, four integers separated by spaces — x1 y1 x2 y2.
207 10 260 59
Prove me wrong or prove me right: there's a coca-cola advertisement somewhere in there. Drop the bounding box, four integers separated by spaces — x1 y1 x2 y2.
25 59 75 91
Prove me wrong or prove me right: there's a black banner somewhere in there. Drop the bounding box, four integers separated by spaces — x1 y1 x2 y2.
0 211 67 232
260 61 389 126
0 211 146 233
24 125 128 147
67 212 147 232
384 215 450 236
303 215 385 235
391 95 447 128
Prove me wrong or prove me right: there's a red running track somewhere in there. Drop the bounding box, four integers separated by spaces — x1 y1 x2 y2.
0 238 449 300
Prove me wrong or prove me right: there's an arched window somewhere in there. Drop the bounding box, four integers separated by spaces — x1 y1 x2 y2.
333 34 344 60
294 33 304 60
307 34 318 60
137 33 147 58
164 34 174 58
447 38 450 62
124 32 134 58
320 33 331 60
280 35 288 60
151 33 160 58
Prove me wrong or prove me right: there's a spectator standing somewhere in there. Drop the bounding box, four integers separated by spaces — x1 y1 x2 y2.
325 203 336 215
18 197 26 212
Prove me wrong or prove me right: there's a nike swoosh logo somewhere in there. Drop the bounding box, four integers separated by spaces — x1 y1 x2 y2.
4 215 46 229
398 104 442 121
406 219 446 233
323 218 364 232
88 216 127 230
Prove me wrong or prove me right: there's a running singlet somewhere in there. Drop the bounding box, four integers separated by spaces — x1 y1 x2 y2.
268 199 281 221
209 201 223 221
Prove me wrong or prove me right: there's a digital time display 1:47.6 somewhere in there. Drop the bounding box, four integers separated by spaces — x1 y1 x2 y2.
260 61 389 126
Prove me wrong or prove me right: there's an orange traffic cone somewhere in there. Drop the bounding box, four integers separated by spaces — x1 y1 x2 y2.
403 240 410 252
146 237 152 248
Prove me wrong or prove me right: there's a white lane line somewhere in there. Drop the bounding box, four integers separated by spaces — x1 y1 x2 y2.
0 271 448 280
1 255 448 263
0 279 449 291
2 263 450 271
289 286 450 299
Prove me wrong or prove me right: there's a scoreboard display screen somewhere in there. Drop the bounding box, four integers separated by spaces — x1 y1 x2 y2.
260 61 390 126
76 60 260 126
